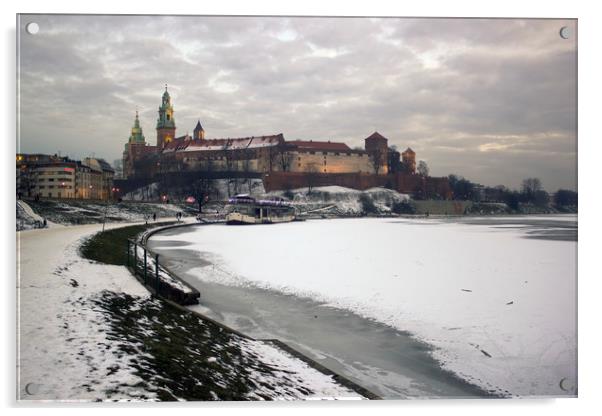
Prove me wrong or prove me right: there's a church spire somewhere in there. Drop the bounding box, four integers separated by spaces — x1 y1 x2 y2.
194 119 205 140
128 109 145 144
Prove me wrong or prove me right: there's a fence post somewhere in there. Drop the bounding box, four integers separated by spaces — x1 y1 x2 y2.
155 254 160 295
143 247 147 284
134 243 138 276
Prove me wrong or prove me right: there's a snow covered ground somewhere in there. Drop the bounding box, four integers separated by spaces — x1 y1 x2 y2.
150 216 577 398
267 185 411 216
17 222 363 401
18 222 153 400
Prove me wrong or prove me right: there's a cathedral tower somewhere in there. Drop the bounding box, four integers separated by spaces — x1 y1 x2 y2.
156 85 176 148
129 110 145 144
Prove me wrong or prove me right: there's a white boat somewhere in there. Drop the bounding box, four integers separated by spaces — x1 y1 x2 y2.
226 194 296 225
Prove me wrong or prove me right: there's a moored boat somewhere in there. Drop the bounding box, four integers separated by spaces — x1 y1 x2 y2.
226 194 295 225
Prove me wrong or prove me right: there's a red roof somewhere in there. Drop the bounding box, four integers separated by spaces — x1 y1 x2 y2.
288 140 351 152
163 137 191 151
365 131 388 142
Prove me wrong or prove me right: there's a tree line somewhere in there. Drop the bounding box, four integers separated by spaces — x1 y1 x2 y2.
447 174 577 210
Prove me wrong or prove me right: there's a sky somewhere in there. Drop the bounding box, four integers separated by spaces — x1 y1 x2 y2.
17 15 577 191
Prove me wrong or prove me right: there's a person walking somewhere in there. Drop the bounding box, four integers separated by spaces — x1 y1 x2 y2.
152 213 157 222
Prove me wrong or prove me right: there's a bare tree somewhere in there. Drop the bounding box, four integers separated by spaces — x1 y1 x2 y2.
278 150 294 172
368 147 386 175
191 174 214 213
521 177 542 196
417 160 430 177
305 162 320 195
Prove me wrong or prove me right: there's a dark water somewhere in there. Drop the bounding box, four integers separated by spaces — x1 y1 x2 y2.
148 226 495 399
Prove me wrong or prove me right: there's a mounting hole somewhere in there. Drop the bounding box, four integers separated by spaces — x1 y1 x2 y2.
26 22 39 35
559 26 570 40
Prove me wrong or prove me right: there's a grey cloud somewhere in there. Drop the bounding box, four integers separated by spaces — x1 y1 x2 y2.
18 15 577 191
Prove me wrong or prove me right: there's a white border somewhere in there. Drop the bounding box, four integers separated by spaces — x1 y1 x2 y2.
3 1 600 415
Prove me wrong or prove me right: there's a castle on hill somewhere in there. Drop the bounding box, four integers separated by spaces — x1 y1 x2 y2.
121 86 450 197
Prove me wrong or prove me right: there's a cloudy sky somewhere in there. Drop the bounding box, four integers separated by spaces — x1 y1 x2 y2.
18 15 576 190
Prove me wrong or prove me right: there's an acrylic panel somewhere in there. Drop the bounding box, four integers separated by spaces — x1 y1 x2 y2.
16 14 577 402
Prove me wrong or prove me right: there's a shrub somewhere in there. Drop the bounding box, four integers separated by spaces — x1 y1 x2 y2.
359 193 378 215
391 200 416 215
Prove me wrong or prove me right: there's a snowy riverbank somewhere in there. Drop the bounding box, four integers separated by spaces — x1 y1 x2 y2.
149 215 577 398
17 222 366 401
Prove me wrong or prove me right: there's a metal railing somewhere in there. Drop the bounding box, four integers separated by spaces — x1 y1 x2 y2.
126 238 199 305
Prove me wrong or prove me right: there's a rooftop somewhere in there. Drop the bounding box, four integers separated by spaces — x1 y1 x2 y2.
288 140 351 152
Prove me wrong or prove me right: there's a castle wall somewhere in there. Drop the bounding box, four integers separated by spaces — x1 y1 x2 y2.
288 150 378 174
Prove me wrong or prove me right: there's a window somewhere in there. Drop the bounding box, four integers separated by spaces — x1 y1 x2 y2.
309 151 315 155
335 152 340 156
322 152 327 155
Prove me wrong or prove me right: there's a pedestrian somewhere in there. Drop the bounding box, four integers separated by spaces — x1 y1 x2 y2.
145 215 148 225
153 213 157 222
43 217 47 228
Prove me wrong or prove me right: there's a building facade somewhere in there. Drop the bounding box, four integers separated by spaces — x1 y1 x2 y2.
16 154 115 200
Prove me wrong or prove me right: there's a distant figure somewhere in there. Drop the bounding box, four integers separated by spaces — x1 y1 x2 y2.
144 215 148 225
43 217 47 228
34 194 40 202
152 213 157 222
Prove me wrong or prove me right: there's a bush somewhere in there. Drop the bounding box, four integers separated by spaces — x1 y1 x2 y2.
554 189 578 207
359 193 378 215
282 189 295 200
391 200 416 215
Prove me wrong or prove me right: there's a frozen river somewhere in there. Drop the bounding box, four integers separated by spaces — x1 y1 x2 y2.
148 215 577 399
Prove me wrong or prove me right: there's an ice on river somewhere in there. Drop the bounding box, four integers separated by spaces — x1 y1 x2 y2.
151 216 577 397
